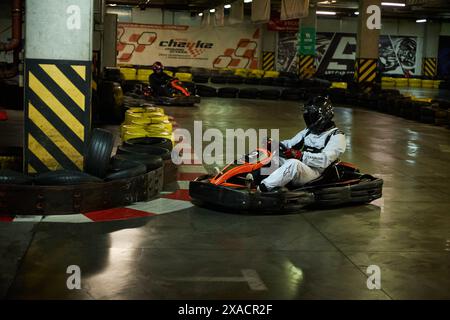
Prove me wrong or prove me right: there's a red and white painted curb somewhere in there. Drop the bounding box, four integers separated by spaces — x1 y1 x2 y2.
0 157 207 223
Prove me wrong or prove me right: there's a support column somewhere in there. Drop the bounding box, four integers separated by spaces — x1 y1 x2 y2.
297 7 316 79
24 0 93 173
355 0 380 87
422 22 440 79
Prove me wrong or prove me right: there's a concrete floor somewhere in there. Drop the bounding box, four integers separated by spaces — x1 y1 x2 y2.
1 97 450 299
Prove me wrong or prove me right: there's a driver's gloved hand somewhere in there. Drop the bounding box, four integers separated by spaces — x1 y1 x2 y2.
283 148 302 160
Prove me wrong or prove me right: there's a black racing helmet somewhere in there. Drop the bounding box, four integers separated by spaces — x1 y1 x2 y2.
303 95 334 134
152 61 164 73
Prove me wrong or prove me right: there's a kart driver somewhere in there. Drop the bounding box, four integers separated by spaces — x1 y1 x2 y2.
259 96 347 192
149 61 172 96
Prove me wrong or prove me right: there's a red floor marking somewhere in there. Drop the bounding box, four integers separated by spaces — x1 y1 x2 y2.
0 215 14 222
177 172 203 181
0 110 7 121
84 207 156 222
162 189 191 201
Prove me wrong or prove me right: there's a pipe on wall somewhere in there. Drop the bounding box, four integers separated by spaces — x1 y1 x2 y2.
0 0 22 79
0 0 22 52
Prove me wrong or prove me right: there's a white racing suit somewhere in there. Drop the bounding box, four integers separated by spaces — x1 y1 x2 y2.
261 127 346 190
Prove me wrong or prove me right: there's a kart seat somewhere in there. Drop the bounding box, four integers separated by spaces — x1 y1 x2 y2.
301 160 341 187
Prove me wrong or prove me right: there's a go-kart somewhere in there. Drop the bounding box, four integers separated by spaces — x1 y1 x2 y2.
189 144 383 213
129 79 200 106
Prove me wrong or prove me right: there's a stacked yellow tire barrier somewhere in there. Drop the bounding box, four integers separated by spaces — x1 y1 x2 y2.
381 77 442 89
263 70 280 78
121 105 174 143
422 79 434 88
175 72 193 82
395 78 408 87
120 67 137 81
408 78 422 88
381 77 396 87
137 69 152 83
248 69 265 78
331 82 348 89
234 68 249 78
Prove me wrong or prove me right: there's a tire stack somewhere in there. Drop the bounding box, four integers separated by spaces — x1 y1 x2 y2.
115 137 176 186
0 129 165 215
121 104 174 144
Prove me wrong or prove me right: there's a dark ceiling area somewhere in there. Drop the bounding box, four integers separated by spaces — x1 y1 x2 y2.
105 0 450 21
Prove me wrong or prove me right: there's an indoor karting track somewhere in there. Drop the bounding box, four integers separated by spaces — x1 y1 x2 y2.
2 97 450 299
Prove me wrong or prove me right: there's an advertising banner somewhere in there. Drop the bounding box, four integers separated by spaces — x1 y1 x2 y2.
277 31 420 76
117 23 261 69
277 32 298 73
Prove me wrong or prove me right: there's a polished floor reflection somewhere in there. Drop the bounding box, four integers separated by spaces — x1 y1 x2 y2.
1 97 450 299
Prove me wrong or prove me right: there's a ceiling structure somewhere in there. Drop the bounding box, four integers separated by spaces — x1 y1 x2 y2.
105 0 450 21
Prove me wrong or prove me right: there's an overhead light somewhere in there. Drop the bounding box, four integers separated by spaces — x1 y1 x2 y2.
107 3 117 6
381 2 405 7
209 8 215 13
198 12 203 16
416 19 427 23
244 0 253 3
354 11 359 15
224 4 231 9
316 11 337 15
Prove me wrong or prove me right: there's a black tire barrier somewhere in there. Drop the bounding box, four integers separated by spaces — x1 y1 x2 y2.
84 128 115 178
218 87 239 98
260 77 274 86
238 88 260 99
284 79 301 88
273 77 287 87
0 169 33 185
260 89 280 100
420 107 435 124
164 66 177 73
192 74 210 83
210 75 228 84
244 78 261 85
105 159 148 181
0 146 22 171
103 67 122 82
281 88 304 101
34 170 103 186
112 153 163 171
124 137 173 151
196 85 217 97
176 66 192 73
0 168 163 215
99 80 125 123
117 145 171 161
227 76 244 84
122 80 144 93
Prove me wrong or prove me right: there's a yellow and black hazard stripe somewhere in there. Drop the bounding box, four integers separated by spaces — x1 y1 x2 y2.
262 51 275 71
24 59 91 174
354 58 377 83
422 57 437 78
298 55 315 79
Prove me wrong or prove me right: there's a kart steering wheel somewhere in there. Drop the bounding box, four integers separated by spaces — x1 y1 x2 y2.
279 142 288 153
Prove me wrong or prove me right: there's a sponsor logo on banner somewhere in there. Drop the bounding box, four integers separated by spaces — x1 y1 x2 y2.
117 23 260 69
267 18 299 32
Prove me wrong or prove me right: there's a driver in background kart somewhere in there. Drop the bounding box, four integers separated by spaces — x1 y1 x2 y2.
258 96 346 192
149 61 172 96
